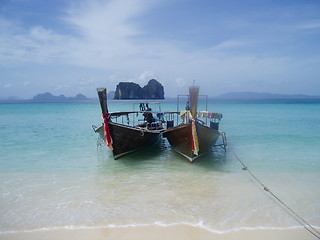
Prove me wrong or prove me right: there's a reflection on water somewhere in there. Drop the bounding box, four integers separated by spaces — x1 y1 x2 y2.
95 137 231 175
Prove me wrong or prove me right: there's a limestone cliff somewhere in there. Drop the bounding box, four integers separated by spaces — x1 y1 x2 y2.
142 79 164 99
114 79 164 99
114 82 143 99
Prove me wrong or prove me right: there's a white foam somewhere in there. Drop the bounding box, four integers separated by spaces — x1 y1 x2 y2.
1 221 319 235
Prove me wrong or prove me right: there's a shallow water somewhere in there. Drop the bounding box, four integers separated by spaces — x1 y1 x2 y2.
0 100 319 233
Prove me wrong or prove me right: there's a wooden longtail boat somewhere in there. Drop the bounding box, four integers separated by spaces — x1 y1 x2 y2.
94 88 164 159
163 86 226 162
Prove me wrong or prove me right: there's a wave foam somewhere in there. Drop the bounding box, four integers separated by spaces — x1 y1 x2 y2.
1 221 319 235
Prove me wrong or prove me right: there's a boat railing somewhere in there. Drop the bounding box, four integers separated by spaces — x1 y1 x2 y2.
109 111 180 130
196 111 222 129
108 110 223 130
109 111 165 130
162 111 223 130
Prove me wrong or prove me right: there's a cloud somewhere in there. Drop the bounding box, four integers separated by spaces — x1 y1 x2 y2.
175 77 187 87
65 0 144 39
0 0 155 68
0 20 74 65
295 21 320 30
210 40 248 51
0 0 320 97
138 71 155 85
3 83 12 89
61 0 157 68
29 26 56 41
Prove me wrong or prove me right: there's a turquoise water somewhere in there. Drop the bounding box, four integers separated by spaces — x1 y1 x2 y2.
0 100 319 233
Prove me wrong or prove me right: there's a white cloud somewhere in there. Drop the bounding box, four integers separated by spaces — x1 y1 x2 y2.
0 0 150 66
61 0 156 68
138 71 155 84
4 83 12 89
23 81 31 86
175 77 186 87
295 21 320 30
210 40 248 51
66 0 144 38
0 0 320 97
29 26 55 41
0 21 75 65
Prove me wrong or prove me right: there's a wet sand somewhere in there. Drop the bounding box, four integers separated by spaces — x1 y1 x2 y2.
0 225 317 240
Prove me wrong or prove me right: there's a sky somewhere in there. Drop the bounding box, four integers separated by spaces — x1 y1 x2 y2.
0 0 320 98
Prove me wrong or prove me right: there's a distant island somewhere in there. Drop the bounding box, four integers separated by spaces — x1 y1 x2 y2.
1 90 320 102
215 92 320 99
114 79 164 99
32 92 89 102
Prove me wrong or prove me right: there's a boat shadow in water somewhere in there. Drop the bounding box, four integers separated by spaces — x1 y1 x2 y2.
95 140 167 173
181 148 231 172
104 138 167 165
96 139 230 172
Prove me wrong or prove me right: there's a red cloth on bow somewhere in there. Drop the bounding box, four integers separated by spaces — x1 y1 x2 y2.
102 113 113 150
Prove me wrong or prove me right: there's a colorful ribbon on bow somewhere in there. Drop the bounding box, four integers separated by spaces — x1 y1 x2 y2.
180 110 199 155
191 121 199 155
102 113 113 150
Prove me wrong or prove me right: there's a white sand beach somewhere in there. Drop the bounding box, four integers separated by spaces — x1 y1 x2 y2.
0 225 318 240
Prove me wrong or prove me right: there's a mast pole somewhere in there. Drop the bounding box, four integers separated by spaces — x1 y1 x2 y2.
189 86 199 119
97 88 113 150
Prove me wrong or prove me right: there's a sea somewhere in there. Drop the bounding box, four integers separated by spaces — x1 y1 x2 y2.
0 98 319 235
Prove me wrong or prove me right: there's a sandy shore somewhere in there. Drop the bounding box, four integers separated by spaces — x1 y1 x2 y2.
0 225 317 240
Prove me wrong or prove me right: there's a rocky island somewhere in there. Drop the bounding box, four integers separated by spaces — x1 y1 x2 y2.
32 92 88 102
114 79 164 99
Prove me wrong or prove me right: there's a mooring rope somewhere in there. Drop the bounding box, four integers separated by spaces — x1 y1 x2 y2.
232 150 320 239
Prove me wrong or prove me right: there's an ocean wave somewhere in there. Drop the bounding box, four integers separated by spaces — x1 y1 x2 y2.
1 221 319 235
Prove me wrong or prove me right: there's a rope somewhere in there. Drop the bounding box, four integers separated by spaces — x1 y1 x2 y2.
232 150 320 239
137 127 145 136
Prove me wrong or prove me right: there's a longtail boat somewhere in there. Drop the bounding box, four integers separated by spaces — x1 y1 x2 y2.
94 88 164 159
163 86 226 162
